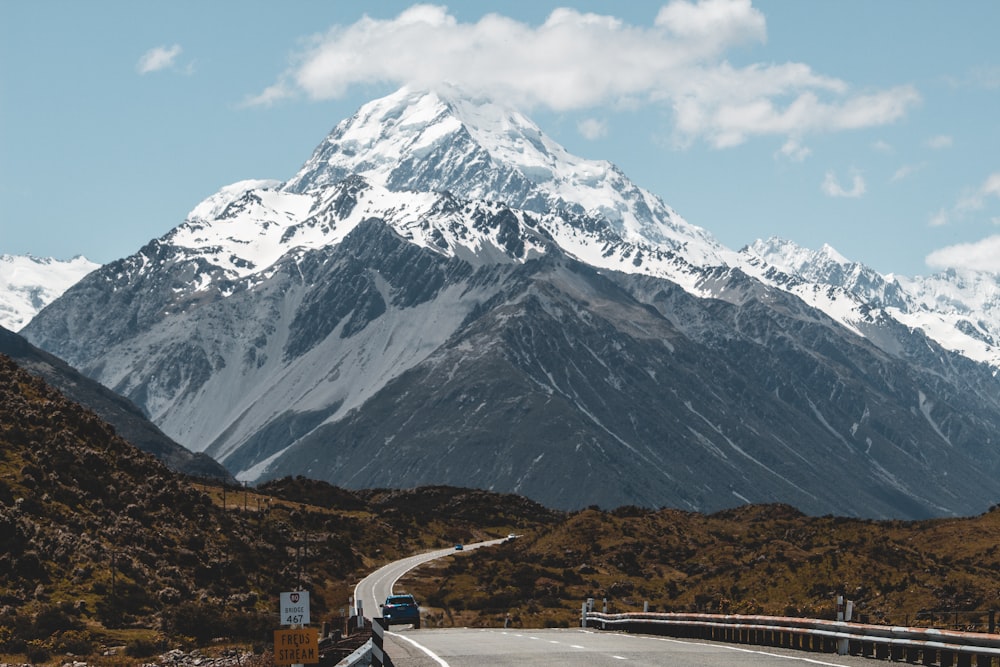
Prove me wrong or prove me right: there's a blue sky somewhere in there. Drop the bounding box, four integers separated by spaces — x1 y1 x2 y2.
2 1 998 276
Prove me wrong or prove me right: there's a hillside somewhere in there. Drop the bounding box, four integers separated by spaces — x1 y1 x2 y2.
0 353 554 662
0 325 230 481
2 351 998 663
399 502 1000 630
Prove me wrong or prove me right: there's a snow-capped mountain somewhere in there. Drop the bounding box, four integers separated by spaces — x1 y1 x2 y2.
744 237 1000 368
284 85 727 267
0 254 99 331
21 87 1000 518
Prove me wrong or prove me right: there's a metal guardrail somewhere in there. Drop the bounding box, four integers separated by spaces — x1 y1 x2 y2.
334 638 372 667
584 611 1000 666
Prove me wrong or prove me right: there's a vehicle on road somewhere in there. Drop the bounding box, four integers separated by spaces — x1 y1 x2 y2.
382 594 420 628
454 543 464 550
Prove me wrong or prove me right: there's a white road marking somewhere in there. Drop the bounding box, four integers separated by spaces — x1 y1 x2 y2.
638 634 870 666
388 631 450 667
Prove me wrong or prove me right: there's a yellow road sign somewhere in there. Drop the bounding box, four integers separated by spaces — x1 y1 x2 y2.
274 627 319 665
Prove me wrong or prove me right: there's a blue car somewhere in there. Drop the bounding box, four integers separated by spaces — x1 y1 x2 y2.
382 594 421 628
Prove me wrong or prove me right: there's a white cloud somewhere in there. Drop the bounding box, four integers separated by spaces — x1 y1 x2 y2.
776 137 810 161
872 139 893 153
926 235 1000 273
928 209 949 227
891 162 924 183
926 135 953 149
929 172 1000 228
956 172 1000 213
137 44 183 74
822 170 865 198
577 118 607 140
983 173 1000 198
248 2 920 147
949 65 1000 90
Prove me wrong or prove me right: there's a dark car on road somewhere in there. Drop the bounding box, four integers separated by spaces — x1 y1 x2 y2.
382 594 420 628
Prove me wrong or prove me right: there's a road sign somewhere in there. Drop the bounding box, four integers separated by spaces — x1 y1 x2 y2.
274 627 319 665
280 590 311 626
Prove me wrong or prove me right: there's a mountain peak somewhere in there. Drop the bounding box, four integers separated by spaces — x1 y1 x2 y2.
283 85 571 192
282 86 724 263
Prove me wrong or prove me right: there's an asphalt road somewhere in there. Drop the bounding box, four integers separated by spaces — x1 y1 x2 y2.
353 538 506 622
384 627 887 667
355 542 883 666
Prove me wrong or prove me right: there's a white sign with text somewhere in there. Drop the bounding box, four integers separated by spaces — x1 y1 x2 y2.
279 590 311 626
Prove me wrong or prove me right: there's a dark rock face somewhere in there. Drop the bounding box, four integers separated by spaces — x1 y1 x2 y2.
261 253 1000 518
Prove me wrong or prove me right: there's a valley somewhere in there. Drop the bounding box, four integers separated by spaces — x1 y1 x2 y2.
2 352 997 664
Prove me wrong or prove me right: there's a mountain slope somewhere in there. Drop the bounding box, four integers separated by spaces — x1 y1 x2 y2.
21 86 1000 518
0 326 230 480
264 247 1000 517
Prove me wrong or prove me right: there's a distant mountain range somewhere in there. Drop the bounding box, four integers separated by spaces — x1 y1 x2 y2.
20 86 1000 518
0 254 98 331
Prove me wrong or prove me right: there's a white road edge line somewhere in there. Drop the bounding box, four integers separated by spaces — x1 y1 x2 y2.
388 631 451 667
638 634 866 667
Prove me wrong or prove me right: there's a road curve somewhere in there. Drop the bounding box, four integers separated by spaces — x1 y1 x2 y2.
353 538 506 622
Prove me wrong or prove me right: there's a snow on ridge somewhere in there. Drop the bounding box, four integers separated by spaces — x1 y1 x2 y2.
742 236 1000 368
185 179 282 222
150 87 1000 370
0 254 100 331
284 86 729 268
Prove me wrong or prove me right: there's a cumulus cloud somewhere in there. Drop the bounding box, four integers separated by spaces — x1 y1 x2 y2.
926 235 1000 273
247 2 920 148
822 170 866 198
577 118 608 140
137 44 183 74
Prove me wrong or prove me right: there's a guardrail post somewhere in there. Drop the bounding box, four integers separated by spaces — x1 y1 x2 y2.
372 617 392 667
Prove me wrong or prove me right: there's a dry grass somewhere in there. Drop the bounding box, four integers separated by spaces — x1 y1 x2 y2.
400 503 1000 630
